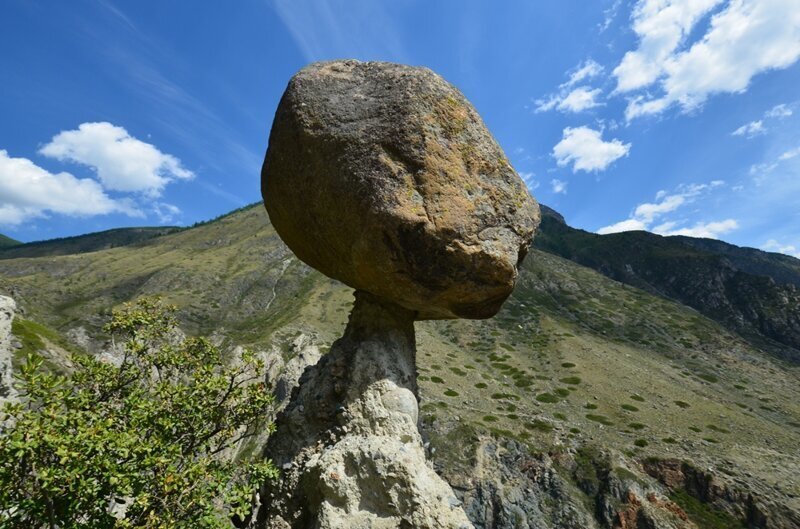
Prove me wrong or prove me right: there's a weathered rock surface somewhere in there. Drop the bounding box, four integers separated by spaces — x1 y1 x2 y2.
434 437 695 529
262 60 539 320
254 292 472 528
0 296 17 404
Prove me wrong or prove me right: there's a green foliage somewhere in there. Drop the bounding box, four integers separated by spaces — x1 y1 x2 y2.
0 297 277 528
585 414 613 426
669 489 746 529
535 392 559 403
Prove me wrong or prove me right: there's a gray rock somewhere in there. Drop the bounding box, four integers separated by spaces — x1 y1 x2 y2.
255 292 474 529
0 296 18 403
262 60 539 320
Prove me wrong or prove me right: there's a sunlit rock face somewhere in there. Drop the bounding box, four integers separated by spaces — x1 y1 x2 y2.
262 60 539 320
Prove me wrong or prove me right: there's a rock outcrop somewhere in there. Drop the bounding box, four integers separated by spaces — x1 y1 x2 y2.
256 61 538 528
0 296 17 405
263 60 539 320
255 292 472 528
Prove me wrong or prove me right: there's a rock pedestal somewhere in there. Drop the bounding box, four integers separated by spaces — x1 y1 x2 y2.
257 60 538 528
0 296 17 404
256 291 472 528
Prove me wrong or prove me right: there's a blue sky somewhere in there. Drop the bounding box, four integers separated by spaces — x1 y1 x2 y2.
2 0 799 258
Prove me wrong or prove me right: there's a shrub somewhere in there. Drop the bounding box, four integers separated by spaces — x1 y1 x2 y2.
536 392 559 403
674 400 691 408
621 404 639 412
0 297 277 528
585 414 613 426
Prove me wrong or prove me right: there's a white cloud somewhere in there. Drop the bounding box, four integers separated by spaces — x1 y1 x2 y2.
560 87 603 112
732 120 766 137
536 87 603 113
653 218 739 238
40 122 193 197
763 239 800 258
619 0 800 119
765 103 793 119
633 193 686 222
613 0 725 93
551 179 568 194
0 149 138 226
748 144 800 183
535 60 604 114
597 218 649 234
565 59 604 87
597 181 734 238
732 102 794 138
779 146 800 160
552 126 631 172
152 202 182 224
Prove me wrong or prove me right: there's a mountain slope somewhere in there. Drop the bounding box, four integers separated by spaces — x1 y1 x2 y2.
0 226 182 260
0 234 20 249
534 207 800 362
0 204 798 527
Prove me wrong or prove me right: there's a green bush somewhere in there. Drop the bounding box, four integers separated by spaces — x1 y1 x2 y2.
0 297 277 528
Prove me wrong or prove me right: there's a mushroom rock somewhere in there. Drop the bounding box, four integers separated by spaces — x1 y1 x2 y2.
253 60 539 529
262 59 539 320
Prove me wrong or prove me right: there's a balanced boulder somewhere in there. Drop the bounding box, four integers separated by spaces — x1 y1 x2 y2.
263 60 539 319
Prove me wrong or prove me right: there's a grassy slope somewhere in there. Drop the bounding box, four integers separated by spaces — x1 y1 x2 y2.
0 204 798 515
0 227 181 260
533 214 800 360
0 233 20 248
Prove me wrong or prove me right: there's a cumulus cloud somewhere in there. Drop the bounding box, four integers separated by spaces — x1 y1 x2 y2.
619 0 800 119
597 181 734 238
0 149 139 226
763 239 800 258
550 179 568 194
552 126 631 172
40 122 194 196
535 60 604 114
614 0 724 93
536 87 603 113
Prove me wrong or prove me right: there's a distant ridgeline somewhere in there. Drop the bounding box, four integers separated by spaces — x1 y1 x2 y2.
0 233 20 249
0 202 263 261
534 205 800 362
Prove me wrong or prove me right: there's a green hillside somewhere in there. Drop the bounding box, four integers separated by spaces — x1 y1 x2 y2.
0 226 181 260
1 203 798 527
533 209 800 361
0 233 20 248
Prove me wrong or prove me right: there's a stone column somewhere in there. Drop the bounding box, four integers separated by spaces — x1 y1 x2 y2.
256 291 472 529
